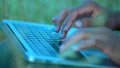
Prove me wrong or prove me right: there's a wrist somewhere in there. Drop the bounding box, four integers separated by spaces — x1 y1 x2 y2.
105 11 120 30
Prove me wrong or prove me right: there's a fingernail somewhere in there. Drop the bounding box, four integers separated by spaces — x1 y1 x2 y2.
75 20 82 28
73 46 78 52
63 26 68 31
60 32 66 39
60 44 65 51
55 26 59 32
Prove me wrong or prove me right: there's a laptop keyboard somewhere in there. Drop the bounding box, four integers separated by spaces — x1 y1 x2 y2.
13 24 62 57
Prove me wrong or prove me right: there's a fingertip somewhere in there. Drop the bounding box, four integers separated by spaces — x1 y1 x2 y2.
73 46 78 52
52 17 57 23
60 44 65 52
62 24 71 35
52 18 55 23
55 26 60 32
63 26 69 32
60 32 67 39
60 35 65 39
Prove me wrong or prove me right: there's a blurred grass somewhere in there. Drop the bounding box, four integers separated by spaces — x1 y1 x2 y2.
0 2 120 67
0 0 81 41
0 0 81 24
0 0 120 24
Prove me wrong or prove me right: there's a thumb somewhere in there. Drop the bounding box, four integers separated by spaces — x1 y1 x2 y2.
75 18 92 28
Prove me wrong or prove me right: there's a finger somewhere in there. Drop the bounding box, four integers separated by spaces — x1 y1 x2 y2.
52 15 61 32
55 24 61 32
80 17 92 27
77 4 94 17
60 31 67 39
73 38 97 52
74 20 82 28
52 8 71 32
63 11 79 32
60 27 101 52
65 6 93 29
74 18 92 28
60 11 79 38
60 30 88 52
52 9 70 23
52 15 58 23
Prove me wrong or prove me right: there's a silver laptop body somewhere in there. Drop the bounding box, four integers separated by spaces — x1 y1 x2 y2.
1 19 112 68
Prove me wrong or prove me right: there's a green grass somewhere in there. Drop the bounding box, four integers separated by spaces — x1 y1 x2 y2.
0 0 120 24
0 0 81 24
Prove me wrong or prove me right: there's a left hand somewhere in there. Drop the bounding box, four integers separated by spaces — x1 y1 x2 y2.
52 0 111 38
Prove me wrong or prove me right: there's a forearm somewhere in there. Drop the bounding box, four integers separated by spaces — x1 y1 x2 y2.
105 37 120 65
105 11 120 30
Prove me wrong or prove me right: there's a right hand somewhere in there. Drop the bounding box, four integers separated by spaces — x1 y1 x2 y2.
52 0 111 39
60 27 120 65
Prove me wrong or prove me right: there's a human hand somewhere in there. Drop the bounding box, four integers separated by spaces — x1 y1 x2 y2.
60 27 120 65
52 0 110 38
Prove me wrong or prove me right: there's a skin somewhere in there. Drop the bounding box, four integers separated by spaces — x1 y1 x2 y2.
60 27 120 65
52 0 111 38
52 0 120 65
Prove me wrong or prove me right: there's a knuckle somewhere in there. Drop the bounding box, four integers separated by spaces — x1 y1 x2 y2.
86 38 98 47
93 39 101 47
61 8 70 14
92 39 98 45
71 11 78 17
75 30 87 36
97 27 110 33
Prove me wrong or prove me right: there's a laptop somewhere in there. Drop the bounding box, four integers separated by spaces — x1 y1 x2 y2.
1 19 114 67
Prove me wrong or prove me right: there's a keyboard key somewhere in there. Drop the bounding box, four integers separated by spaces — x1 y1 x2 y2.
14 24 61 57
